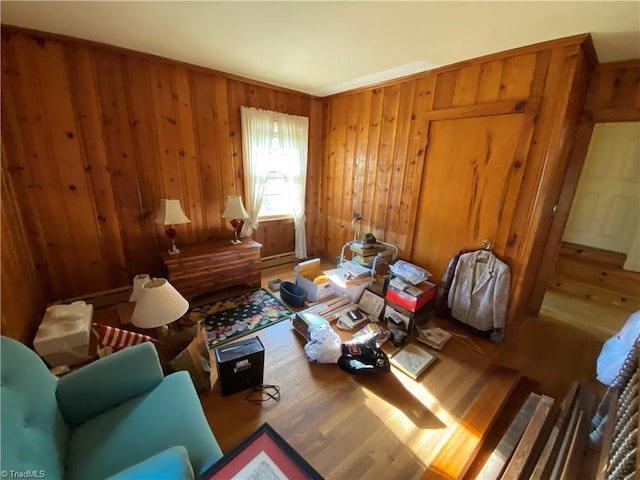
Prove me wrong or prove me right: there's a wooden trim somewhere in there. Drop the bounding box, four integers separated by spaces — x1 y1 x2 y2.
261 252 296 268
528 117 594 313
517 47 593 319
595 59 640 69
531 382 581 480
0 24 321 99
590 108 640 123
501 395 555 479
422 98 537 121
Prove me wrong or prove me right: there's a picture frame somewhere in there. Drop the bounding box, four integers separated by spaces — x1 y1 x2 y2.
390 342 437 380
198 423 323 480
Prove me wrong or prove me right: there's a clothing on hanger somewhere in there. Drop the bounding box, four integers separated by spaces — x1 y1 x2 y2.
435 248 476 318
447 249 511 333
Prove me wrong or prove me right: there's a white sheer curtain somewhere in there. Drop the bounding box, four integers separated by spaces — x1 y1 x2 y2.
239 106 273 237
276 112 309 259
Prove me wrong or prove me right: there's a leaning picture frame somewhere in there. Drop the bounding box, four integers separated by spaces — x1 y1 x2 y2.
198 423 323 480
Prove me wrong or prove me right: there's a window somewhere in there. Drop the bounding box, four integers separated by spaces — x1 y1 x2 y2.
240 106 309 258
258 124 295 219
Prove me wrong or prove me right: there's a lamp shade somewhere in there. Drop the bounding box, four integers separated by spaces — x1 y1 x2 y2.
155 199 191 225
129 274 151 302
222 195 249 219
131 278 189 329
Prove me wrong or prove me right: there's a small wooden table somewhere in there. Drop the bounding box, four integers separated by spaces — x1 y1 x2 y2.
161 239 262 300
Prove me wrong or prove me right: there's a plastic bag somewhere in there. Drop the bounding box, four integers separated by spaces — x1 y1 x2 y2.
596 310 640 385
304 324 342 364
337 336 390 374
389 260 432 285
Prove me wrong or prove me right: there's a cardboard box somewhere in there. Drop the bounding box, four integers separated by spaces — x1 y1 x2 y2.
385 280 435 312
294 258 336 302
34 301 93 367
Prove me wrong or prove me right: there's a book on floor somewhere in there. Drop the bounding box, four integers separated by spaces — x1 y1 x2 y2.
390 342 437 380
417 326 452 350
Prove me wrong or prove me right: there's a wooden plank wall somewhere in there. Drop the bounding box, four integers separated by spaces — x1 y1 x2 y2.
320 34 596 323
0 26 318 342
527 59 640 313
586 59 640 122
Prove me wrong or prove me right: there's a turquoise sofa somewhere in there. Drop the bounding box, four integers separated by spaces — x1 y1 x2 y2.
1 336 223 479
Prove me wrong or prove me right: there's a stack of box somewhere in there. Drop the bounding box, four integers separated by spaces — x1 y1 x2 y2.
384 277 436 332
349 241 393 266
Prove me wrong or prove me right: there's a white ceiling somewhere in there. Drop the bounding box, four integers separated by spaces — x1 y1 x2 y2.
2 1 639 96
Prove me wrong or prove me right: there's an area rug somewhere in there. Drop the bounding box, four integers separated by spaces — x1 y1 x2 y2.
183 289 292 348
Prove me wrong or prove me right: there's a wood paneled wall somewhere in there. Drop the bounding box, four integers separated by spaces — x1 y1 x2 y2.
253 218 295 259
319 34 597 323
0 26 321 342
586 60 640 122
528 59 640 313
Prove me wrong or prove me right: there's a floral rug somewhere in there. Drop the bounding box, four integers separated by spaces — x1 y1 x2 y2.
182 289 292 348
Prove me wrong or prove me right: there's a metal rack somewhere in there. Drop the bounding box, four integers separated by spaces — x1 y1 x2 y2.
338 240 399 278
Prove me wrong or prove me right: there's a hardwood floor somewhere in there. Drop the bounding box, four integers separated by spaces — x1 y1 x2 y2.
197 258 627 479
200 261 520 479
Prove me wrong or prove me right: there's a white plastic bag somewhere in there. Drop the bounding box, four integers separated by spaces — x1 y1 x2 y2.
304 324 342 364
596 310 640 385
389 260 432 285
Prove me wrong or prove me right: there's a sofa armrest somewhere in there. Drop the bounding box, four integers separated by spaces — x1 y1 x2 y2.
56 342 164 427
107 446 194 480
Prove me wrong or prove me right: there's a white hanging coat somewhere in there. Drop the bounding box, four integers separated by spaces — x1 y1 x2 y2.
447 250 511 331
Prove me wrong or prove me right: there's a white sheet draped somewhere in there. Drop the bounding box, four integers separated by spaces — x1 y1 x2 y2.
239 106 273 237
275 111 309 259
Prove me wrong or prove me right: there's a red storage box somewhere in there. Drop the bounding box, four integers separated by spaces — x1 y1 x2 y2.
385 281 435 312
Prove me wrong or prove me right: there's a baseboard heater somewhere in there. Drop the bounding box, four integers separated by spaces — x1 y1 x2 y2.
261 252 295 268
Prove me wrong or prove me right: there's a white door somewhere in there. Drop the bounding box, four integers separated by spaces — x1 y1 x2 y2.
563 122 640 255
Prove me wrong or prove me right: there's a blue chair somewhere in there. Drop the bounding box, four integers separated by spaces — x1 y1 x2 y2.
1 336 223 479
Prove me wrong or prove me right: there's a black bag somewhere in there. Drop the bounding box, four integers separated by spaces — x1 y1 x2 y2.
337 337 390 374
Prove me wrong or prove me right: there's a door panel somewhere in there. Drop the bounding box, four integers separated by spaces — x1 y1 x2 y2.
411 113 528 281
563 122 640 253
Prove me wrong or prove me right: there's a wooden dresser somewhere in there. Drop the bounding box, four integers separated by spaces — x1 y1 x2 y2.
161 240 262 300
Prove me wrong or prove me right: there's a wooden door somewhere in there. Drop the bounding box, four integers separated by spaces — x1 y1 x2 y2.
563 122 640 254
411 111 534 281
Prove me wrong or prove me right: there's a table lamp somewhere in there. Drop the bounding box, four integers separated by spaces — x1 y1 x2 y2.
131 278 189 335
155 199 191 255
222 195 249 245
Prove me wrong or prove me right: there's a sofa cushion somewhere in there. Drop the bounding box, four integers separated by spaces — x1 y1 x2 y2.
56 341 164 427
66 371 223 479
0 337 70 478
106 446 194 480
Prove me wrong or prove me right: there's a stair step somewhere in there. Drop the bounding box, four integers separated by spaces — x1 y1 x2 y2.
548 272 640 310
422 366 521 480
559 242 627 269
552 257 640 298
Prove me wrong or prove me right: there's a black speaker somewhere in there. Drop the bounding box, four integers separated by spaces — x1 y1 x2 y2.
214 336 265 396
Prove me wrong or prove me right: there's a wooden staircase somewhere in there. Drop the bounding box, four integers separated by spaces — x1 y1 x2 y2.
422 366 522 479
548 242 640 313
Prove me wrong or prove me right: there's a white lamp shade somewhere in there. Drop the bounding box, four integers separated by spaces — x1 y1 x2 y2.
131 278 189 329
155 199 191 225
222 195 249 219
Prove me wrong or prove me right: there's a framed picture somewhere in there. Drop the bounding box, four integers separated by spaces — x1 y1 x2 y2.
390 342 437 380
198 423 323 480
